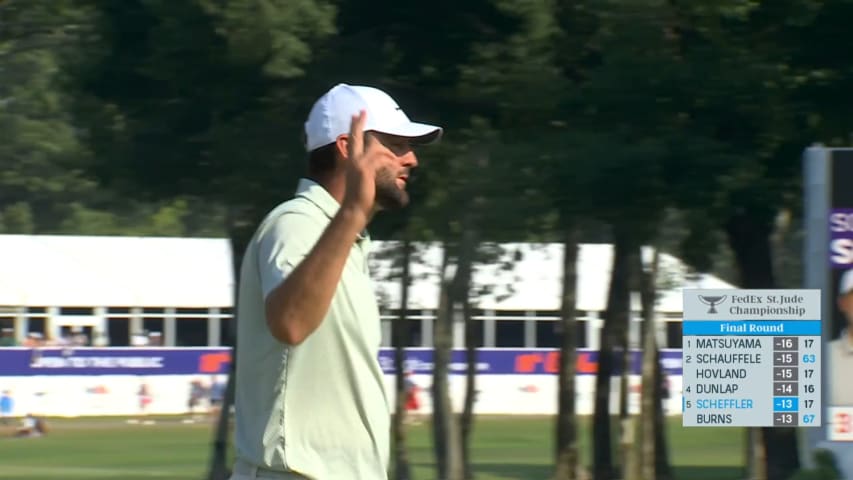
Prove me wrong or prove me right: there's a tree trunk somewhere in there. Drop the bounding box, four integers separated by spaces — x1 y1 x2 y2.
592 312 616 480
653 348 673 480
726 210 799 480
393 239 413 480
630 247 670 480
456 232 477 480
432 245 464 480
460 293 476 480
617 248 635 476
207 351 237 480
206 207 256 480
637 246 673 480
554 228 581 480
593 234 630 480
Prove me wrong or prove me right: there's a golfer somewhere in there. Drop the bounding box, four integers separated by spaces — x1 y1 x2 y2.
230 83 442 479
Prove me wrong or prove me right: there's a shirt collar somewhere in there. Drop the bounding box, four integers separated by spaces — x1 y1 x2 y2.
295 178 338 219
294 178 370 242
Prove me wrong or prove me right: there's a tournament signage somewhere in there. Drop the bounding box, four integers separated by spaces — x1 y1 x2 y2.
0 346 687 418
824 149 853 441
682 289 822 427
0 347 684 377
804 147 853 448
829 208 853 267
0 348 233 376
376 348 683 376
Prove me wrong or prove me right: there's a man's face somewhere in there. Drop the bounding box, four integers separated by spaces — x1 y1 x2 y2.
365 132 419 210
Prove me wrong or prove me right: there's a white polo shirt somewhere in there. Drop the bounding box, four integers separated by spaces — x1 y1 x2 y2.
233 178 389 479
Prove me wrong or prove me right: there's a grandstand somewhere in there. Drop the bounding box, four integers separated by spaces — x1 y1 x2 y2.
0 235 234 347
0 234 734 349
370 241 734 351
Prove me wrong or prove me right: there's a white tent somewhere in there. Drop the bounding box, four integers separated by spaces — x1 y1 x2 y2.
0 234 234 308
369 241 736 314
0 235 734 347
0 235 733 314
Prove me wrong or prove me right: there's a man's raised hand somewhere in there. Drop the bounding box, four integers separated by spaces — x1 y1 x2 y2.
342 110 377 225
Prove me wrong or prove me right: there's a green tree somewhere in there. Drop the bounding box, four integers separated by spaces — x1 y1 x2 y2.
0 1 228 237
0 1 101 233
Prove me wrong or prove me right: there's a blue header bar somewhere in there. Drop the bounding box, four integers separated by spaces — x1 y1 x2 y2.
682 320 821 336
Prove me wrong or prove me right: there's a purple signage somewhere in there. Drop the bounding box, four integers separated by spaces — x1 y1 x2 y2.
0 347 683 377
378 348 683 376
829 208 853 268
0 348 232 376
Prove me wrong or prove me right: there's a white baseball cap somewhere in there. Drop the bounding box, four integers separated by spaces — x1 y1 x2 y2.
840 269 853 296
303 83 443 152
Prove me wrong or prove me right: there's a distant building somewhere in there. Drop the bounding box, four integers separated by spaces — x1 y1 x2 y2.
0 235 733 349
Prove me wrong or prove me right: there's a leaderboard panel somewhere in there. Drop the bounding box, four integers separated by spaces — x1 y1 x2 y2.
682 289 822 427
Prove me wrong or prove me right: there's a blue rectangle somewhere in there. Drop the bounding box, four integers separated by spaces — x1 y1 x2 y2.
682 321 821 336
0 347 687 377
773 397 799 412
0 348 233 376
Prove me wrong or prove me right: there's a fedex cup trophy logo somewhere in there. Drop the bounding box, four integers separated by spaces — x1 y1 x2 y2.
699 295 727 314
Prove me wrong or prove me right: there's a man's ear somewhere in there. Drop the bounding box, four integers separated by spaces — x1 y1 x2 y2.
335 134 349 160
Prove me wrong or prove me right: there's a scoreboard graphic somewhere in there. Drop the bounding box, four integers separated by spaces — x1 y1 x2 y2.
682 289 822 427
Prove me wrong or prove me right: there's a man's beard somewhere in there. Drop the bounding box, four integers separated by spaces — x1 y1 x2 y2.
375 167 409 210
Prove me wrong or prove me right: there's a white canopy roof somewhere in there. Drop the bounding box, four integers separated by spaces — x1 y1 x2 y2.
0 235 733 313
0 235 234 308
369 241 736 314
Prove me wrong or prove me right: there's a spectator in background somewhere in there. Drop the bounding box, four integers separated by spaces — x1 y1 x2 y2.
661 369 671 412
138 381 152 415
131 331 149 347
14 413 47 438
186 379 207 423
148 332 163 347
126 379 155 425
209 376 225 420
0 328 16 347
92 330 109 347
69 326 89 347
22 332 42 348
0 390 13 425
404 370 422 425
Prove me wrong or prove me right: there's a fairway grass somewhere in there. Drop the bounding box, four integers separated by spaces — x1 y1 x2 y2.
0 416 744 480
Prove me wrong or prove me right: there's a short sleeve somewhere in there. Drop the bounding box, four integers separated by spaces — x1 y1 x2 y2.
257 211 325 299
